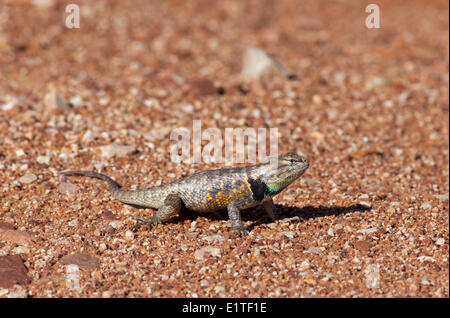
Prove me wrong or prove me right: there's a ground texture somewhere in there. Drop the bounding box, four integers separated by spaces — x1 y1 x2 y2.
0 0 448 297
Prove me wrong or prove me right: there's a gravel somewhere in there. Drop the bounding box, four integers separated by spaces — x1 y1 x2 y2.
0 0 447 298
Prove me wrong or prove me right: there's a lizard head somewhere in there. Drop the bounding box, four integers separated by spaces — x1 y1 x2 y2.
257 152 309 196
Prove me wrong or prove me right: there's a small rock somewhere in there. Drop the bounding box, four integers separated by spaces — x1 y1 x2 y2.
19 172 37 184
178 102 195 113
418 256 436 263
0 255 30 288
365 76 388 89
1 97 18 111
194 246 221 260
241 47 274 80
304 277 317 285
420 202 432 210
0 229 36 245
15 149 25 157
59 182 79 195
125 230 135 240
303 178 316 186
327 228 334 236
0 223 15 230
189 79 218 97
36 155 50 165
356 227 378 234
358 201 371 208
60 253 99 269
433 194 449 202
353 240 372 252
7 290 27 298
64 264 80 290
435 238 445 246
108 220 123 229
143 98 160 108
99 144 136 159
32 0 55 8
101 210 118 221
281 231 295 239
69 95 83 107
203 234 225 243
312 95 323 105
43 85 68 110
311 131 325 142
299 260 310 270
305 247 321 254
99 243 107 252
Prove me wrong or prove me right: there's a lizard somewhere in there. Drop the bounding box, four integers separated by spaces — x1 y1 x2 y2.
60 152 309 237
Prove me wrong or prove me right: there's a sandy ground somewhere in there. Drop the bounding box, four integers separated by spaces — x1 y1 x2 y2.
0 0 448 297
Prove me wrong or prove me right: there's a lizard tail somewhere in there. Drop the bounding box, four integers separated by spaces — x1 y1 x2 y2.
60 170 123 197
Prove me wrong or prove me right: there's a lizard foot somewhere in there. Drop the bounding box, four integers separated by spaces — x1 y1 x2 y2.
230 227 249 238
132 215 161 231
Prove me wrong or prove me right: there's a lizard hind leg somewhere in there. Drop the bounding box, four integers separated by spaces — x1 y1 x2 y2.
133 194 182 230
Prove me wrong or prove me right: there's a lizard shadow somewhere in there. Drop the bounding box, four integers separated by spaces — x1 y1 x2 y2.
174 203 371 230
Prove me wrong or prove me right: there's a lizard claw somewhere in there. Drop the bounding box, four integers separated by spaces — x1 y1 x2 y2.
230 227 249 238
132 216 161 231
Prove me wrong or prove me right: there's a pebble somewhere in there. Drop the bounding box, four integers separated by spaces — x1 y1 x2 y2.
356 227 378 234
19 172 37 184
1 97 18 111
194 246 221 260
15 149 25 157
43 85 68 110
302 178 316 186
65 264 80 290
312 95 323 105
435 238 445 246
58 182 79 195
433 194 449 202
69 95 83 107
125 230 135 240
203 234 225 243
420 202 432 210
189 79 217 97
144 98 160 108
12 246 30 254
0 229 36 245
108 220 123 229
241 47 274 81
60 253 99 269
36 155 51 165
0 255 30 288
100 144 136 159
365 76 388 89
7 290 27 298
281 231 295 239
299 260 310 270
305 247 321 254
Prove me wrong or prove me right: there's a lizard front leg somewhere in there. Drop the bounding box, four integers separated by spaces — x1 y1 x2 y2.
134 193 181 229
227 201 249 237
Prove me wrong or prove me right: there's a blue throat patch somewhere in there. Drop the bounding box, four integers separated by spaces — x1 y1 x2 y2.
266 183 285 196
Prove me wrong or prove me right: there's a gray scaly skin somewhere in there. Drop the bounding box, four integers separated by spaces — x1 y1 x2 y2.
61 152 309 237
